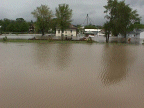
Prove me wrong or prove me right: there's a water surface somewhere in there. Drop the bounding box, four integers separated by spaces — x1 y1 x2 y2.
0 43 144 108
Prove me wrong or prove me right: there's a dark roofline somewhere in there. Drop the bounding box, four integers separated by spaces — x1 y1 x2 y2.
56 25 77 29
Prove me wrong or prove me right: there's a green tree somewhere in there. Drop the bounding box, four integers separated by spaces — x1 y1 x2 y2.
0 18 29 33
103 21 111 43
15 18 29 32
6 22 16 32
104 0 141 38
20 22 29 32
31 4 53 36
50 18 57 33
84 24 96 29
76 25 83 34
55 4 72 40
133 22 144 29
16 18 25 22
1 18 11 32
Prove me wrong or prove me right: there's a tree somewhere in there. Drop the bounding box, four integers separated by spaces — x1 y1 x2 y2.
1 18 11 32
6 22 16 32
133 22 144 29
15 18 29 32
31 5 53 36
50 18 57 33
104 0 141 38
104 21 111 43
55 4 72 40
84 24 97 29
0 18 29 33
76 25 83 34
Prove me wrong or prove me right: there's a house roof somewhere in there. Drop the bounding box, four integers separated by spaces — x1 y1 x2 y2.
69 25 77 29
56 25 77 29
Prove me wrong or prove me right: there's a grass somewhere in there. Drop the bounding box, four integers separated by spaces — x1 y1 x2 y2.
0 39 98 44
0 39 141 45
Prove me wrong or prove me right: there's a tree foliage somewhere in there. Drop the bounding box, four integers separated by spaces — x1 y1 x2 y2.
55 4 72 40
0 18 29 33
104 0 141 38
50 18 57 33
84 24 96 29
104 21 111 43
31 4 53 36
76 25 83 34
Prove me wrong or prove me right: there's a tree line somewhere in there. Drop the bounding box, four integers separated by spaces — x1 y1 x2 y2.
0 1 144 42
0 3 72 37
0 18 30 33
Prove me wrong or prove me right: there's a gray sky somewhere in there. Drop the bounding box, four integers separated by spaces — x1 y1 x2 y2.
0 0 144 25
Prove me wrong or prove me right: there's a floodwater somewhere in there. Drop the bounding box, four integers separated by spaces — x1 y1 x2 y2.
1 33 144 44
0 43 144 108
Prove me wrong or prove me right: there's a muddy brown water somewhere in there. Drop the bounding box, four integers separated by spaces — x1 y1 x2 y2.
0 43 144 108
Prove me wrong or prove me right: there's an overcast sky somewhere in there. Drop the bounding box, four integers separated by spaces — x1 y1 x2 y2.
0 0 144 25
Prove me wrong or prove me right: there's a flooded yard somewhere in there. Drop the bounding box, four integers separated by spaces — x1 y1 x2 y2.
0 42 144 108
0 34 144 44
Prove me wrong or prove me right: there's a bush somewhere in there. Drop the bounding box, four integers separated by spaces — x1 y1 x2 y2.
87 37 93 43
3 36 7 41
48 36 53 42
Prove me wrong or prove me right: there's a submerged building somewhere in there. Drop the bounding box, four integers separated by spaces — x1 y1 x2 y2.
56 25 77 37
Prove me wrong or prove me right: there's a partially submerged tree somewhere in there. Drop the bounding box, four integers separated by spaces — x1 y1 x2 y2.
31 5 53 36
55 4 72 40
104 21 111 43
104 0 141 38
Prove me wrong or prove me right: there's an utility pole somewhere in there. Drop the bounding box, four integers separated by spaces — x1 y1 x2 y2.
87 14 88 26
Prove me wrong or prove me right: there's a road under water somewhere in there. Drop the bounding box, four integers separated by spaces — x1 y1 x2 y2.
0 43 144 108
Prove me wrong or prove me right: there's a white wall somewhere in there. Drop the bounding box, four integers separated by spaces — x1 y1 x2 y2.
56 29 77 37
140 31 144 38
85 29 101 32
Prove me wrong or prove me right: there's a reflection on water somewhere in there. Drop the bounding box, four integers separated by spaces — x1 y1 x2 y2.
0 43 144 108
101 44 135 85
56 44 72 70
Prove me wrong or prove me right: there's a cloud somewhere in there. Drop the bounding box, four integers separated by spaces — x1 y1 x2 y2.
126 0 144 7
0 0 143 25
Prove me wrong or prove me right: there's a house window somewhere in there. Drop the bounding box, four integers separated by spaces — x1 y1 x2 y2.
65 31 67 34
58 30 60 34
71 30 72 33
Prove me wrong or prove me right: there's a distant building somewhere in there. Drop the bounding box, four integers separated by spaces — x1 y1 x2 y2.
84 31 95 37
84 29 103 36
29 24 35 33
56 25 77 37
140 31 144 38
118 29 144 38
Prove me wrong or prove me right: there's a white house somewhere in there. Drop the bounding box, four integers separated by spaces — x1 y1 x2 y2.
56 25 77 37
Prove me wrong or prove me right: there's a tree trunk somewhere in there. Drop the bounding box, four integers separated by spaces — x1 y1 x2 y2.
41 29 44 36
106 37 109 43
61 33 63 40
61 29 64 40
106 33 110 43
124 32 127 38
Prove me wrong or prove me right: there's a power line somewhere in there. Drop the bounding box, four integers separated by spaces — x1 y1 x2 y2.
82 14 94 25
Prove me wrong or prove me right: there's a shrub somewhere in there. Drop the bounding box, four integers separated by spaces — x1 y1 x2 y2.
3 36 7 41
87 37 93 43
